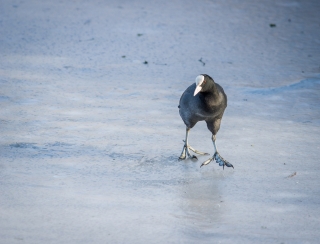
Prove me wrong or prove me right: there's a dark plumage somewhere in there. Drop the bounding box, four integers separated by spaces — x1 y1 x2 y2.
178 74 233 169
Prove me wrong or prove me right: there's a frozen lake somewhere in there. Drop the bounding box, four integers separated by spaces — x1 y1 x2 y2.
1 0 320 243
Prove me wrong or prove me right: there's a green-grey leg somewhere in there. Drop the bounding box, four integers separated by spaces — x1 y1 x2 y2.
179 127 209 160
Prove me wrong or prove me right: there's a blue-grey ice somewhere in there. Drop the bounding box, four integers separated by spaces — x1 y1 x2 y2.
0 0 320 243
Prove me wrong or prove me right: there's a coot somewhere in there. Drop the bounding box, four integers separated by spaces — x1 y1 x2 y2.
178 74 234 169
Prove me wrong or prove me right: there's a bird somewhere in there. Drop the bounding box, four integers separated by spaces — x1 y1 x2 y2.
178 74 234 169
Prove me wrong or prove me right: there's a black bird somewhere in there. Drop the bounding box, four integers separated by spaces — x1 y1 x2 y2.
178 74 234 169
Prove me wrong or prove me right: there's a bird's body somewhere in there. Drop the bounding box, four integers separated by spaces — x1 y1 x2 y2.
178 74 233 169
179 79 227 133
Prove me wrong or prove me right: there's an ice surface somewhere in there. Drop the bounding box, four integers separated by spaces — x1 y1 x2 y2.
0 0 320 243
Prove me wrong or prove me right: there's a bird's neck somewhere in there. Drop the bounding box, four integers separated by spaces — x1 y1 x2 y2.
202 81 218 96
200 82 221 107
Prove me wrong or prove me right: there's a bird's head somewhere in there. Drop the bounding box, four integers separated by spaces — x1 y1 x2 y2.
194 74 214 96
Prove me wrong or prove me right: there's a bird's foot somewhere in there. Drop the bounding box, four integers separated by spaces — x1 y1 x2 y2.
200 157 213 167
200 152 234 169
178 145 198 160
214 152 234 169
188 145 209 156
179 142 208 161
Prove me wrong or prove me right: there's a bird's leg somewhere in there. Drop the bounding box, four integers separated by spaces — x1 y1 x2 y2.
179 128 208 160
200 135 234 169
179 128 195 160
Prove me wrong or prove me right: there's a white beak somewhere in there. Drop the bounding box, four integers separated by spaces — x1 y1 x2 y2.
194 85 202 96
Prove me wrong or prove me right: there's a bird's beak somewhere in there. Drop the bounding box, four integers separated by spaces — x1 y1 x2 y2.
194 85 202 96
